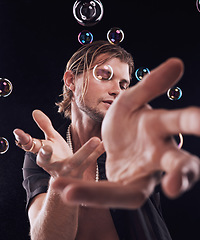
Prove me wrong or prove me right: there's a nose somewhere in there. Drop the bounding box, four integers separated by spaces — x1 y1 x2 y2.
108 80 121 97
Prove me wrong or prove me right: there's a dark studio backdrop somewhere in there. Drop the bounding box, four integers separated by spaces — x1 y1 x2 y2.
0 0 200 239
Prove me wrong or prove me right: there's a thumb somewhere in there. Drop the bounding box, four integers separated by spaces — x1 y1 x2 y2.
32 110 56 139
116 58 184 114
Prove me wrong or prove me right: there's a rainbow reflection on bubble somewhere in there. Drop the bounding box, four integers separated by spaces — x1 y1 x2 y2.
167 87 182 101
178 133 183 149
93 64 113 81
196 0 200 12
107 27 124 45
135 67 150 81
78 30 93 45
73 0 104 26
0 78 13 97
0 137 9 154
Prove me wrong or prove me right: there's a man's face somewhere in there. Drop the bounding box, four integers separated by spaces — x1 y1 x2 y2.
74 55 130 122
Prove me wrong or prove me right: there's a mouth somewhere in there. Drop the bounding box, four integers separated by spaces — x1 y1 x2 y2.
102 100 113 105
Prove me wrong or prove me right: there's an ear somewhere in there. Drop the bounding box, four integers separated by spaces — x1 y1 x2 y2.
63 70 75 91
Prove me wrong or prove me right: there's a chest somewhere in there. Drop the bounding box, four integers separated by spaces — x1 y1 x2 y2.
75 154 118 239
75 207 119 240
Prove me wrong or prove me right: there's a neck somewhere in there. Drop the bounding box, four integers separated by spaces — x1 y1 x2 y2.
70 107 102 153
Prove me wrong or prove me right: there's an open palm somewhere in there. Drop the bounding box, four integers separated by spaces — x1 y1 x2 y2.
14 110 104 178
102 58 200 198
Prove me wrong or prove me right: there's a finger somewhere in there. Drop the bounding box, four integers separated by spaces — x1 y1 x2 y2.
13 128 31 146
116 58 184 113
52 174 158 209
153 107 200 137
13 128 45 153
32 110 57 139
67 137 104 170
36 145 61 176
77 141 105 173
161 148 200 198
37 145 53 166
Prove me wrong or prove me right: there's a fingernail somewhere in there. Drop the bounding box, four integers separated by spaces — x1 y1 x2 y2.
180 171 196 194
179 175 189 194
186 171 195 183
13 132 19 141
41 147 50 156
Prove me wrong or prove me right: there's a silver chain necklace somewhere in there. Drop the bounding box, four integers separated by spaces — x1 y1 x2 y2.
66 124 99 182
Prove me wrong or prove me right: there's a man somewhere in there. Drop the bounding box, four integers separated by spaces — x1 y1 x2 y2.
14 41 200 240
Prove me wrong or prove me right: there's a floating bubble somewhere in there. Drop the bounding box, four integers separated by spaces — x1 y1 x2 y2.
0 78 13 97
93 64 113 81
178 133 183 149
78 30 93 45
107 27 124 45
174 133 183 149
167 86 182 100
135 67 150 81
0 137 9 154
197 0 200 12
73 0 104 27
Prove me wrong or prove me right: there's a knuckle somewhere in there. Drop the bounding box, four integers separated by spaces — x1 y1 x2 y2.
60 162 82 178
67 160 78 170
60 164 71 174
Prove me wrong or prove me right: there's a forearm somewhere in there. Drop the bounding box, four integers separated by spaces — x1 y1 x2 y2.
30 180 79 240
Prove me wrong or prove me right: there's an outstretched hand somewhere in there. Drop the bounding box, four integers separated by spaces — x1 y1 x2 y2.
14 58 200 209
102 58 200 198
52 58 200 209
14 110 104 179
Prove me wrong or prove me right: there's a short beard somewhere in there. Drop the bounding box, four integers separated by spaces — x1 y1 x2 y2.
77 98 104 123
79 104 104 122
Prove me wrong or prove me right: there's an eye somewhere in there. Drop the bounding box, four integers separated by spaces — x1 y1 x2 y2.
93 64 113 81
95 68 111 80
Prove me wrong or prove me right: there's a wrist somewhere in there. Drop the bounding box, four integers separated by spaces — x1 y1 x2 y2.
48 176 80 212
49 176 59 189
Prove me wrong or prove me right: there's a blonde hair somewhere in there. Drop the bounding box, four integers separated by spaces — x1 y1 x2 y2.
56 40 134 118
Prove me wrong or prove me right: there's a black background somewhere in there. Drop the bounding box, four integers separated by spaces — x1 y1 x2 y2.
0 0 200 239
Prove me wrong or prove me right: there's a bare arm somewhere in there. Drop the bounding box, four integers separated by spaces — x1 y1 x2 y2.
14 111 104 240
28 184 79 240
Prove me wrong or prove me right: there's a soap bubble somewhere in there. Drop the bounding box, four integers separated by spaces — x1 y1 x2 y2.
93 64 113 81
135 67 150 81
0 78 13 97
197 0 200 12
78 30 93 45
107 27 124 44
178 133 183 149
73 0 104 26
0 137 9 154
167 86 182 100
